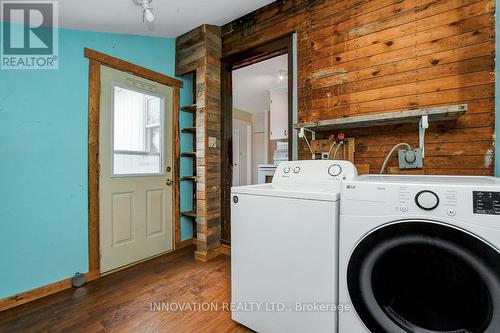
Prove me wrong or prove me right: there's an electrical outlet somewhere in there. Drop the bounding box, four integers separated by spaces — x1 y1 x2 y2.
398 148 423 169
321 152 329 160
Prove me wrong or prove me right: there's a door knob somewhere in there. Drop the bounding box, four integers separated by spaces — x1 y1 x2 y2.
165 179 173 186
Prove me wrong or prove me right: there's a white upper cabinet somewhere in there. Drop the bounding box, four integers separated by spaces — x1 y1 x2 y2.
269 87 288 140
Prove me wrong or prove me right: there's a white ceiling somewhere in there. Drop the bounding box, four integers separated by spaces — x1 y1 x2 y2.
3 0 276 38
232 55 288 114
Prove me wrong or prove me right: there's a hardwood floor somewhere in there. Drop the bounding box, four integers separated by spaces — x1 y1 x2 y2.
0 246 252 333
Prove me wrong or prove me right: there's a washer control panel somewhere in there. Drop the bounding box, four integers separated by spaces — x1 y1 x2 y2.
398 186 457 215
473 191 500 215
272 160 358 186
415 190 440 210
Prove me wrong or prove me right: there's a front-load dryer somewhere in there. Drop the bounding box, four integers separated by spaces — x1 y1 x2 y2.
339 175 500 333
231 160 357 333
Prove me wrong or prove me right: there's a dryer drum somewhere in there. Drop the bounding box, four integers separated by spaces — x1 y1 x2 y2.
347 222 500 333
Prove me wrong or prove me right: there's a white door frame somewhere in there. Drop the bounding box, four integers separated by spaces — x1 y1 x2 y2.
233 129 240 186
246 124 252 185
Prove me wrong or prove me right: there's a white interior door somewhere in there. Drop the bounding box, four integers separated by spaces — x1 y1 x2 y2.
99 65 173 273
233 129 240 186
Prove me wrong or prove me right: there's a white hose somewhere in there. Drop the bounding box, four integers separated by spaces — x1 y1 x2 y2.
333 141 344 160
380 143 412 174
327 141 337 159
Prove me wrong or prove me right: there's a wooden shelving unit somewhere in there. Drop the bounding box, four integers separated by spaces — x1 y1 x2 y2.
180 97 197 240
295 104 467 132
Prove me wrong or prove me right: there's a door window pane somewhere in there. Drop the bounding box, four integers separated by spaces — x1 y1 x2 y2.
113 86 163 175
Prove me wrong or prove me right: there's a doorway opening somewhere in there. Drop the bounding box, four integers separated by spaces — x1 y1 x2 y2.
231 54 289 186
221 34 295 244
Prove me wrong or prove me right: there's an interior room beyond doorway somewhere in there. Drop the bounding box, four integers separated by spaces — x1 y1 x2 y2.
231 54 289 186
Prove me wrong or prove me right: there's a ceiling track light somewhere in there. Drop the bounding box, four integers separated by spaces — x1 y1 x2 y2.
134 0 154 23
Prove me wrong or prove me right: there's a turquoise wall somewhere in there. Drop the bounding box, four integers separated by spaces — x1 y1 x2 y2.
0 26 192 298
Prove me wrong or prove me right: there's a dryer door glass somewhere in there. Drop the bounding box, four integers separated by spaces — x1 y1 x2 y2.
347 222 500 333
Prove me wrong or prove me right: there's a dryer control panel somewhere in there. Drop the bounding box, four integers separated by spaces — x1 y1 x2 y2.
473 191 500 215
272 160 358 187
341 175 500 223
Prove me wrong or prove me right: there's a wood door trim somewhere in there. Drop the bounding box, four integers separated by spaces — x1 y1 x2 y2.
86 49 182 278
84 48 183 88
172 87 182 250
88 59 101 274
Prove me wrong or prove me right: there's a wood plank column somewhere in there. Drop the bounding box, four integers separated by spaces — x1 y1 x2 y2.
176 25 222 261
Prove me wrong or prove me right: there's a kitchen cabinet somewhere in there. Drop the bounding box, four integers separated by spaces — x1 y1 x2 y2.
269 87 288 140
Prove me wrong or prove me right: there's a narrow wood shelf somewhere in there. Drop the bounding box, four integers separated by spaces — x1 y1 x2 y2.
181 210 197 218
181 152 196 157
181 127 196 134
181 176 197 181
181 104 196 113
295 104 467 131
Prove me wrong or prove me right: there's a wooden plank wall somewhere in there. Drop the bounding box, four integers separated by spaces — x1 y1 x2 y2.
222 0 495 175
176 25 223 261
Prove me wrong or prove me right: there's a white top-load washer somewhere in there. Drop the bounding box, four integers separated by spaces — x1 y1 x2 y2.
339 175 500 333
231 160 358 333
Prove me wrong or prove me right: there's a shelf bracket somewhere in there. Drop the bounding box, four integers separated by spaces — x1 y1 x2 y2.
419 115 429 158
298 127 317 159
298 127 316 140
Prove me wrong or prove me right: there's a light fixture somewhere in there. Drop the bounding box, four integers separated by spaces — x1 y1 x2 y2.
278 70 287 83
134 0 154 23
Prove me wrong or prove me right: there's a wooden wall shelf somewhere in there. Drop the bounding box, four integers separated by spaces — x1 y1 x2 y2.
181 104 196 113
181 210 197 218
181 127 196 133
295 104 467 131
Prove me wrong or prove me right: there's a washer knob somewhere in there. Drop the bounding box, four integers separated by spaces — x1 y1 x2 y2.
415 190 440 210
328 164 342 177
284 167 290 174
293 166 301 174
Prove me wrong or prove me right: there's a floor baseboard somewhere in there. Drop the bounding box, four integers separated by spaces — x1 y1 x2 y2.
176 238 196 250
194 244 231 261
0 244 195 313
194 249 221 262
220 244 231 256
0 271 98 313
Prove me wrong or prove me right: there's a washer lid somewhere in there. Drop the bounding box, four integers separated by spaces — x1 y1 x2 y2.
231 183 340 202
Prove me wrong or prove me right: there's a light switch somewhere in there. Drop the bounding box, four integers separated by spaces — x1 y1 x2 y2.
208 136 217 148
